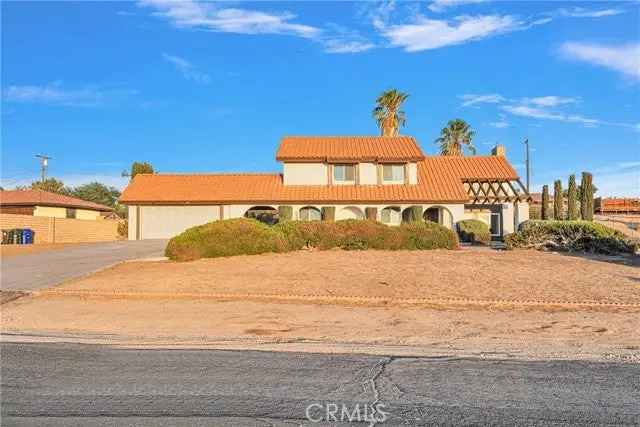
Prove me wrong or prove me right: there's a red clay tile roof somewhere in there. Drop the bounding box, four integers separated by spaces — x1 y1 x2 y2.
0 190 114 211
120 156 519 204
276 136 425 162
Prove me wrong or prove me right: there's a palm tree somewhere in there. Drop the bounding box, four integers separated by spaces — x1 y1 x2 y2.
435 119 476 156
372 89 409 136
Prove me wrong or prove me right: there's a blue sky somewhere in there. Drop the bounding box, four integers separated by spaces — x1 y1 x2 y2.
2 0 639 196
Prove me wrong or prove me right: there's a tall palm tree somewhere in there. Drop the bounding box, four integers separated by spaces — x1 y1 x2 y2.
372 89 409 136
435 119 476 156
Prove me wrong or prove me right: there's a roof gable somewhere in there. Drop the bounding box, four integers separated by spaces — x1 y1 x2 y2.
276 136 425 162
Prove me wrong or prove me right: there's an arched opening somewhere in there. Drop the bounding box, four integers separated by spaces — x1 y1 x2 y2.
337 206 365 220
244 206 279 225
299 206 321 221
423 206 454 229
401 206 422 223
380 206 401 225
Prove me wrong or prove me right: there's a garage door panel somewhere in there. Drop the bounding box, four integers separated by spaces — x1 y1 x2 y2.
140 206 219 239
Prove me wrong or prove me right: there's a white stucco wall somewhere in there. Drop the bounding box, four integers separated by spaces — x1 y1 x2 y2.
408 163 418 185
283 163 327 185
359 163 377 185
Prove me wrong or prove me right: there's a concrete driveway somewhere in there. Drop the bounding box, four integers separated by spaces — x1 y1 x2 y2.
1 240 167 291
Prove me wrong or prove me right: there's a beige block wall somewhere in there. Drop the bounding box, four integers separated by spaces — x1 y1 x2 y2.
1 213 118 244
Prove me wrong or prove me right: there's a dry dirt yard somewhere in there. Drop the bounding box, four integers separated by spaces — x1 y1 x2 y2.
3 248 639 361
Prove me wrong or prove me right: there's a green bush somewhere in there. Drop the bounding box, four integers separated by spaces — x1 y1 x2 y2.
505 220 635 254
278 206 293 221
165 218 289 261
167 218 460 261
457 219 491 245
399 221 459 250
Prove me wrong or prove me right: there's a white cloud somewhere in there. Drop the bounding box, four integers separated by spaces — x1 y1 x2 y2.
323 39 375 54
524 96 577 107
459 93 505 107
558 7 625 18
502 104 565 121
2 83 135 107
139 0 320 38
428 0 488 13
489 120 509 128
380 14 522 52
162 53 211 84
559 42 640 80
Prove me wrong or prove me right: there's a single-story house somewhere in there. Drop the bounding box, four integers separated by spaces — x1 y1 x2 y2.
120 136 530 240
0 190 113 220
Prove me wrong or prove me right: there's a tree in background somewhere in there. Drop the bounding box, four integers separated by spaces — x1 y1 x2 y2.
541 185 550 220
553 180 563 220
435 119 476 156
567 174 578 220
580 172 594 221
72 182 121 208
16 178 72 195
127 161 154 179
372 89 409 136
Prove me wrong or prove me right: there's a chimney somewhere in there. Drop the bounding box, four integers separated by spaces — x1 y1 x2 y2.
491 144 506 156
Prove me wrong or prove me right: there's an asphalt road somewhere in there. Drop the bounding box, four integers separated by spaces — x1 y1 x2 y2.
1 343 638 426
1 240 167 291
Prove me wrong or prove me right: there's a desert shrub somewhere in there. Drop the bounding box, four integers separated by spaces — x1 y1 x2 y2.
168 218 460 261
165 218 289 261
457 219 491 245
321 206 335 221
399 221 459 250
117 220 128 238
278 206 293 221
505 220 635 254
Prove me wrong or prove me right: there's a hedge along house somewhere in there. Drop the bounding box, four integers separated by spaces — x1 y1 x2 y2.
120 136 530 240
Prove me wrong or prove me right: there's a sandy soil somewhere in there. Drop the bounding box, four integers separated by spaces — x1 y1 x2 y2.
1 243 77 258
3 296 639 361
3 249 639 360
50 249 640 304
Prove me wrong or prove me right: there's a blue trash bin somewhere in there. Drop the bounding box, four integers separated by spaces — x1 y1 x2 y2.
23 229 34 244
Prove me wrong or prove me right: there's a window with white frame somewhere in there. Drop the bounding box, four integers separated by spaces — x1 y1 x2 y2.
382 164 405 182
333 164 356 183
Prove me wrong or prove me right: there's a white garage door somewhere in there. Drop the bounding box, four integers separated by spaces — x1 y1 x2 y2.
140 205 220 239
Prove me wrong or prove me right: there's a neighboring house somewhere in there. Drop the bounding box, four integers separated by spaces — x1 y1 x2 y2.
0 190 113 220
120 136 530 240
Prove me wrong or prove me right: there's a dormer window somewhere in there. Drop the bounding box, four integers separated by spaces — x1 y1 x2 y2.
382 164 405 183
333 164 356 183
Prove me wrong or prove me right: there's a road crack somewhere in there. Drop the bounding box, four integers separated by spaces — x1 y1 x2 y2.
363 356 395 426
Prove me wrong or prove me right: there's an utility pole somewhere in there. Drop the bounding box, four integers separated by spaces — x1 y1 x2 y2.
523 138 530 193
35 154 52 183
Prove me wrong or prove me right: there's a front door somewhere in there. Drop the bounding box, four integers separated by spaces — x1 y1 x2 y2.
490 212 502 237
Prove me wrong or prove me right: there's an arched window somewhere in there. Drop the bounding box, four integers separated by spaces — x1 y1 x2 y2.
244 206 278 225
299 206 321 221
337 206 364 220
